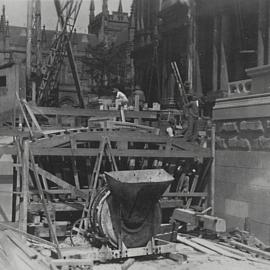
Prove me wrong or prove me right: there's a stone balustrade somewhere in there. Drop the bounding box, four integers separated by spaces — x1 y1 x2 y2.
228 79 252 97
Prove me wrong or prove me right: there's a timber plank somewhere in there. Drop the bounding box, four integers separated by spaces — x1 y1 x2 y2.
176 235 217 255
29 165 87 200
30 106 158 119
29 202 84 212
30 147 211 158
229 240 270 260
31 135 71 148
190 238 243 260
162 192 208 197
30 130 210 157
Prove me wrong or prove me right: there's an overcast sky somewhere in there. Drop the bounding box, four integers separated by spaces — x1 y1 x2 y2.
0 0 133 33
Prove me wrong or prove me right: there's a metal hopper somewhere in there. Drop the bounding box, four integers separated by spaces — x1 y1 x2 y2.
98 169 174 248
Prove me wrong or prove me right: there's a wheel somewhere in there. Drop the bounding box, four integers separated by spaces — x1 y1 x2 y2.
93 190 162 248
70 218 90 246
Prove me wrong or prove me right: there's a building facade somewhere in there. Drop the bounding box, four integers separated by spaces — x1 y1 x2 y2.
0 4 99 108
88 0 129 45
132 0 270 244
87 0 134 90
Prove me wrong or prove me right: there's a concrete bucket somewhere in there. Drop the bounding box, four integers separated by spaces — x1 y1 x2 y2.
90 169 174 248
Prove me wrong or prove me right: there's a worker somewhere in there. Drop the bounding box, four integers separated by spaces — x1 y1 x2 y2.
184 95 200 142
166 118 176 137
112 88 128 109
133 85 146 110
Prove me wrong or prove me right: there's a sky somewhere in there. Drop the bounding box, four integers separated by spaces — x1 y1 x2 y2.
0 0 133 33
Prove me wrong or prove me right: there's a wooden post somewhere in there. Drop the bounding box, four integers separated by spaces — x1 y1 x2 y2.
19 140 29 232
210 124 216 215
212 16 219 92
258 0 265 66
267 1 270 64
187 0 196 93
32 81 36 105
71 137 80 190
29 151 62 258
26 0 33 99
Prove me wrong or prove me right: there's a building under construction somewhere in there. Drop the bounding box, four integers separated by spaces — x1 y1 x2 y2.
0 0 270 269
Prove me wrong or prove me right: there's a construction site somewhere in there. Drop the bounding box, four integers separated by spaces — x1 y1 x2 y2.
1 0 270 269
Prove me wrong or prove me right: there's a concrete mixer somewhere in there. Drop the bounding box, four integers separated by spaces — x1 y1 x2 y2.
70 169 176 259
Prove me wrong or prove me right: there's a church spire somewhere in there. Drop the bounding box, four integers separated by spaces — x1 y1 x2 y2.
118 0 123 13
90 0 95 13
102 0 109 15
88 0 95 33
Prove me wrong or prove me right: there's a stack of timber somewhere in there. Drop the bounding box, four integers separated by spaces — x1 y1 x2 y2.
175 233 270 267
0 229 56 270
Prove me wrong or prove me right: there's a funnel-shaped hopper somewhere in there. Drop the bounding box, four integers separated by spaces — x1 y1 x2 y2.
105 169 174 208
94 170 174 248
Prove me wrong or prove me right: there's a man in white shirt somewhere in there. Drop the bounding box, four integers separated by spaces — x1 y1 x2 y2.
166 118 176 137
112 88 128 109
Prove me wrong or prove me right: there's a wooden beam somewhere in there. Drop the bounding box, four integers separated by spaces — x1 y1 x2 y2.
31 130 209 155
0 128 43 138
29 151 61 257
176 235 217 255
30 134 71 148
29 165 87 200
31 131 210 156
30 147 211 158
29 202 83 212
29 105 158 119
210 124 216 214
258 0 266 66
162 192 208 197
19 141 29 232
0 222 57 248
160 199 183 208
107 121 160 134
0 146 17 156
22 99 42 132
229 240 270 260
70 137 80 189
66 40 85 108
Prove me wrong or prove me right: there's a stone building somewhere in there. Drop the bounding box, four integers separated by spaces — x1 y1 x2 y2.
133 0 270 244
88 0 129 45
87 0 134 88
132 0 161 105
0 4 100 108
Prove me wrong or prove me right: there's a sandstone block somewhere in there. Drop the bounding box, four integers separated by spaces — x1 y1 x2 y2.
228 136 251 151
219 122 239 133
240 120 264 132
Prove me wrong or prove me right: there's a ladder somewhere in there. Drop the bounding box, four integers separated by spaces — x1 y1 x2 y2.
37 0 84 107
171 61 189 106
72 137 118 240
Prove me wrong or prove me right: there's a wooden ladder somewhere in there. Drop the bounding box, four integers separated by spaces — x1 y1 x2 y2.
77 136 118 233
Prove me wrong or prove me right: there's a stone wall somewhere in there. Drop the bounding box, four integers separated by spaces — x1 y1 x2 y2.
215 150 270 244
213 93 270 244
214 93 270 151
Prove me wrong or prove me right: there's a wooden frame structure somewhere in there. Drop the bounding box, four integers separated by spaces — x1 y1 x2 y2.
12 127 212 233
1 100 214 244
